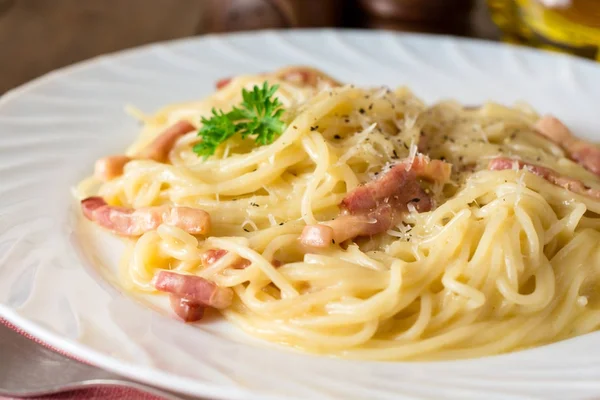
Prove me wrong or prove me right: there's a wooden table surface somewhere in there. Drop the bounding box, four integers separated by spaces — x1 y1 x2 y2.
0 0 499 94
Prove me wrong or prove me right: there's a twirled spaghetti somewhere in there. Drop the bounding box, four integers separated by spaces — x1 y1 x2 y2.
76 66 600 361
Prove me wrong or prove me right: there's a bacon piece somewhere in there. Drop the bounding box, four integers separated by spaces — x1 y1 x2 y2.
155 270 233 309
300 225 334 247
81 196 211 236
275 66 342 88
216 67 341 93
94 120 196 181
535 115 600 177
201 248 251 269
80 196 106 221
271 259 283 268
488 157 600 199
216 77 232 90
300 155 450 247
136 120 196 163
341 155 448 214
94 155 132 181
169 294 205 322
201 249 229 266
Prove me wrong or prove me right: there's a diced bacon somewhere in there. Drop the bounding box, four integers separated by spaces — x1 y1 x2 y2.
94 155 132 181
201 248 251 269
215 67 341 94
300 225 334 248
94 120 196 181
215 77 232 90
81 196 211 236
275 66 342 88
154 270 233 309
201 249 229 266
535 115 600 177
331 205 395 240
301 206 397 248
271 259 283 268
341 155 447 214
301 155 450 247
408 154 453 182
488 157 600 199
136 120 196 163
169 295 205 322
80 196 106 221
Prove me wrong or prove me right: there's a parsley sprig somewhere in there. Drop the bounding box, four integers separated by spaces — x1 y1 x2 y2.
193 82 286 158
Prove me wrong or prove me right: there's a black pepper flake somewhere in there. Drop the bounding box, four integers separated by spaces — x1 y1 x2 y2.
334 134 341 139
359 108 365 114
344 119 350 123
293 125 298 129
458 156 464 162
243 228 250 232
310 126 319 131
410 198 420 203
440 156 446 161
420 130 425 137
536 156 541 161
374 172 379 176
368 104 373 110
332 239 336 244
403 143 409 150
250 202 259 207
392 150 399 159
279 222 284 226
443 135 449 141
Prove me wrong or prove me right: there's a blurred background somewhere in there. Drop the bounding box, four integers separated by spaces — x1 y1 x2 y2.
0 0 598 94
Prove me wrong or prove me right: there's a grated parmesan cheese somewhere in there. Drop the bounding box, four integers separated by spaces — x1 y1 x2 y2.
406 140 418 171
268 213 278 227
407 202 418 214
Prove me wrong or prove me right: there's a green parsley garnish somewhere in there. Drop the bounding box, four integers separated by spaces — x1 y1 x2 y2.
193 82 286 158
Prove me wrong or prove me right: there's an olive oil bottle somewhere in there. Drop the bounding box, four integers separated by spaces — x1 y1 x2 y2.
488 0 600 60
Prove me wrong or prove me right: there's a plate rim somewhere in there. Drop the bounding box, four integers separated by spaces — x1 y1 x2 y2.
2 28 600 400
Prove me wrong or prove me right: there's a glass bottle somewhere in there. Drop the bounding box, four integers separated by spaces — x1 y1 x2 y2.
488 0 600 60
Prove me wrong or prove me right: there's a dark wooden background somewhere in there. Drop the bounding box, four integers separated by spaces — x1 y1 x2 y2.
0 0 499 94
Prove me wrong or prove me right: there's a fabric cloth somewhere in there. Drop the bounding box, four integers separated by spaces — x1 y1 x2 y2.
0 319 164 400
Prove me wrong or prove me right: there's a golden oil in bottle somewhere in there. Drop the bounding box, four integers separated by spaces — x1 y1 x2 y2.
488 0 600 60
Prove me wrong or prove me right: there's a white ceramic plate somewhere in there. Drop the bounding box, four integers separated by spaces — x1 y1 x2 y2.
2 30 600 400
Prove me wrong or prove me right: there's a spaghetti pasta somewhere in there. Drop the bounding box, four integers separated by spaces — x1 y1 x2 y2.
76 66 600 361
